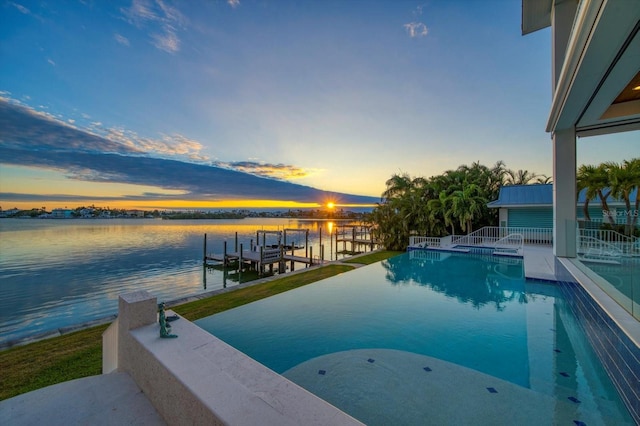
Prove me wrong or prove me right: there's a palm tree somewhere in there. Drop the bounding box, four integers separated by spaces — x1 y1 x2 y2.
447 184 485 233
535 175 552 184
606 160 640 235
503 169 539 185
427 190 455 235
381 173 413 201
626 158 640 231
577 163 615 225
577 165 599 221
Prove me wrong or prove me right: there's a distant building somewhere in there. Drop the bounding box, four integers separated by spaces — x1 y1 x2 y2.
0 208 20 218
79 208 95 218
51 208 74 219
488 184 638 228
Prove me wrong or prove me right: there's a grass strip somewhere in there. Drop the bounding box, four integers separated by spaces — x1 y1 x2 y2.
0 251 401 401
342 250 404 265
0 324 109 401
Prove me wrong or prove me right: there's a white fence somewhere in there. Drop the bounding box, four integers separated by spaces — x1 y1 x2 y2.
410 226 640 257
451 227 552 246
408 236 445 248
409 227 550 249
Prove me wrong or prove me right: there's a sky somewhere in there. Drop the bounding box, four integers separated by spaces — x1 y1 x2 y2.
1 0 637 211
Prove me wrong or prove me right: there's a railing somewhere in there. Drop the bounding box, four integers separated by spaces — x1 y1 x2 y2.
451 227 552 246
491 233 524 255
408 236 444 248
259 246 283 263
410 227 551 249
577 236 623 262
578 228 639 257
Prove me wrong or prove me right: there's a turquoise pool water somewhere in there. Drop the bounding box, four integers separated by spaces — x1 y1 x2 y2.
195 252 633 424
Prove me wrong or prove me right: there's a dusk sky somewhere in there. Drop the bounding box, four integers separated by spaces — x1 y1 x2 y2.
1 0 637 210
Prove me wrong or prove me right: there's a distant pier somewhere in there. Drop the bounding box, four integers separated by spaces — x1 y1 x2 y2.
204 224 378 276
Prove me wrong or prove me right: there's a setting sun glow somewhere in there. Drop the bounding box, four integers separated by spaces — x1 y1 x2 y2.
327 202 335 209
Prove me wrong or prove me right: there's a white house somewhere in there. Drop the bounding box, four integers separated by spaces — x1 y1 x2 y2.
522 0 640 257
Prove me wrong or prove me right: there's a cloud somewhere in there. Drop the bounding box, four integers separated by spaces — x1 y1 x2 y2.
413 4 426 17
0 99 145 156
0 147 376 204
47 58 56 66
221 161 314 180
120 0 187 54
227 0 240 8
10 2 30 14
114 33 130 46
0 99 377 205
151 27 179 53
404 22 428 38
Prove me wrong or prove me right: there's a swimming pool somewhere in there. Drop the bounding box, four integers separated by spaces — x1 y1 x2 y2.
195 252 634 424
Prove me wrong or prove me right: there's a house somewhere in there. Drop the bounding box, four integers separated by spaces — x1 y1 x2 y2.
488 184 638 228
522 0 640 256
126 210 145 218
51 208 74 219
0 208 20 218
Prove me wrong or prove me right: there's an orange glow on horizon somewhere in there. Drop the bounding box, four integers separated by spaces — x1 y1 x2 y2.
1 198 375 211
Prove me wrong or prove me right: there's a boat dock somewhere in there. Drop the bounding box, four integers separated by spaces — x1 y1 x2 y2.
204 224 379 276
204 229 318 276
335 224 377 254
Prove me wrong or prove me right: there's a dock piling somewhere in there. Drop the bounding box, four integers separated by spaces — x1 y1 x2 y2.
203 233 207 262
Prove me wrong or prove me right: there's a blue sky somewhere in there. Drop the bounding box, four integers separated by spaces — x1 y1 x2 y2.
0 0 637 210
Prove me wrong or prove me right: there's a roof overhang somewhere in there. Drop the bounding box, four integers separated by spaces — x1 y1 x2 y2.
521 0 552 35
545 0 640 137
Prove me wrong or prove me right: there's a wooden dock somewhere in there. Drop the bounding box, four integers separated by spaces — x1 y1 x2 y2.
335 224 377 254
203 224 379 276
203 229 317 276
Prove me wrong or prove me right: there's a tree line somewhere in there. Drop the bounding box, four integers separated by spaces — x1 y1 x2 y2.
577 158 639 236
369 161 550 250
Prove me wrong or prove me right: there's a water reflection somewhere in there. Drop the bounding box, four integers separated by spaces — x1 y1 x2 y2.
381 251 527 310
0 218 357 345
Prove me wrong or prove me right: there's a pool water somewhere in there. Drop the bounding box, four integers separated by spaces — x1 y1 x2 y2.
195 252 633 424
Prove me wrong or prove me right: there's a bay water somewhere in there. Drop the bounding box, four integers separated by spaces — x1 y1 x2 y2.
0 218 357 346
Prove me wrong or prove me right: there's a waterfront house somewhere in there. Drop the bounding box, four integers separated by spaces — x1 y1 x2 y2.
488 184 639 229
51 208 74 219
522 0 639 256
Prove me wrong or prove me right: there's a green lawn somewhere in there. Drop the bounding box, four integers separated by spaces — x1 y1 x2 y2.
0 251 402 401
342 250 403 265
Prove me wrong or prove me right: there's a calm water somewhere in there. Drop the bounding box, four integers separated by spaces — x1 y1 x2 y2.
0 218 356 346
196 252 633 424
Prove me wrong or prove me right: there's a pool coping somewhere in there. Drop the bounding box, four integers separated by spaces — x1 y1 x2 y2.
102 291 364 425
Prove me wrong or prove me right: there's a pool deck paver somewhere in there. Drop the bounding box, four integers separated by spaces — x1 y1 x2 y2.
522 245 560 281
0 372 166 426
